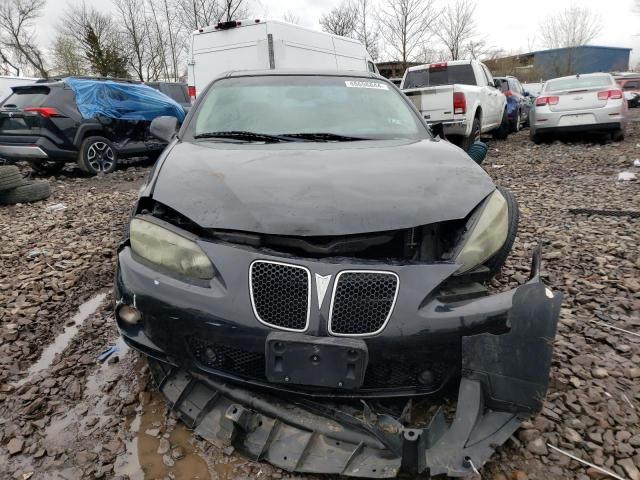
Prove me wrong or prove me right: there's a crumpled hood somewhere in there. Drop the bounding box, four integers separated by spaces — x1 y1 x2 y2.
150 139 495 236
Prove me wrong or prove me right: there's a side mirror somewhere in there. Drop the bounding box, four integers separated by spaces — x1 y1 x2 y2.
523 91 530 97
150 116 178 143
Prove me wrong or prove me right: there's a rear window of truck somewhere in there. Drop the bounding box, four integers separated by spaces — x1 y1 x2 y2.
403 65 476 89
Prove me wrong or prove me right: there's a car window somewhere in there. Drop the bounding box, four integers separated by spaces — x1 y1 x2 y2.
403 64 476 88
188 75 427 141
495 78 509 93
510 79 522 94
1 87 50 108
367 61 376 73
623 81 640 90
545 75 612 92
165 85 188 103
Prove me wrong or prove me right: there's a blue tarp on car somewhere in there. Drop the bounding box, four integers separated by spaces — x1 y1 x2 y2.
63 78 186 122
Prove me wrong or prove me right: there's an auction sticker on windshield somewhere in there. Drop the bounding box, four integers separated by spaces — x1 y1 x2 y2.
345 80 389 90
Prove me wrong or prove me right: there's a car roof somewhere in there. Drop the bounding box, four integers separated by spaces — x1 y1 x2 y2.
548 72 612 82
223 69 384 80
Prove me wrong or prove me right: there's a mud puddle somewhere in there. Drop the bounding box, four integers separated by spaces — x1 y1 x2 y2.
114 391 212 479
15 293 107 386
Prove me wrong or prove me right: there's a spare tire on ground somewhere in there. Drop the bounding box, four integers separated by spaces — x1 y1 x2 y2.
0 165 23 192
0 180 51 205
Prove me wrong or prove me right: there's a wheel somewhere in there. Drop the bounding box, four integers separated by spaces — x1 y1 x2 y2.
482 187 519 279
30 160 65 175
492 109 510 140
611 129 625 142
458 117 481 151
0 180 50 205
0 165 23 192
530 129 543 144
510 108 521 133
78 136 117 175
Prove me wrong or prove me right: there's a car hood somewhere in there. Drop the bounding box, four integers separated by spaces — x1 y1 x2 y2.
150 139 495 236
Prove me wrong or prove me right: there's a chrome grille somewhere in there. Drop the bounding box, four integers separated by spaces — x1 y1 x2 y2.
329 271 399 336
249 260 310 331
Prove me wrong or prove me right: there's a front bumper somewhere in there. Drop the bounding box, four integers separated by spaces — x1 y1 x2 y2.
114 240 561 476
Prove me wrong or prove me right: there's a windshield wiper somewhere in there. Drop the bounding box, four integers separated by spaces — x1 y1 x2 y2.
280 132 370 142
194 131 298 143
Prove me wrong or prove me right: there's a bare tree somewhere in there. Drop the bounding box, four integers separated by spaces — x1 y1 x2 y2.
539 4 602 49
218 0 251 22
466 38 489 60
353 0 380 60
177 0 219 30
377 0 439 68
51 33 87 76
115 0 150 81
320 1 358 37
434 0 477 60
282 10 301 25
0 0 48 77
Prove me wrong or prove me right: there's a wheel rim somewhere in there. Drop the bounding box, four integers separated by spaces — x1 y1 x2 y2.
87 142 115 172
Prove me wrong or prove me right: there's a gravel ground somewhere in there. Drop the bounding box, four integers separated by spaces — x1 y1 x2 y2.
0 113 639 480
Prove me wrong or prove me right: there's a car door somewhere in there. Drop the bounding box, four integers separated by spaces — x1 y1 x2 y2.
476 65 497 128
481 64 504 127
479 63 504 128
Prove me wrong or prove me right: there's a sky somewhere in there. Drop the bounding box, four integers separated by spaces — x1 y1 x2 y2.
38 0 640 67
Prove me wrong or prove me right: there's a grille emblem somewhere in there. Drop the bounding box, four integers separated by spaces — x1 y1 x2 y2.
315 274 332 308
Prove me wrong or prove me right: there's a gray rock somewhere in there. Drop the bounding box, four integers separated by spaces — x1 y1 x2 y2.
157 438 170 455
527 437 548 455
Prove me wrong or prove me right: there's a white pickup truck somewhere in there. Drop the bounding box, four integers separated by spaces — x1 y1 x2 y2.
401 59 509 150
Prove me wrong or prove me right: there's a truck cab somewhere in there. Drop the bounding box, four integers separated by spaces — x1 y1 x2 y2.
401 60 508 149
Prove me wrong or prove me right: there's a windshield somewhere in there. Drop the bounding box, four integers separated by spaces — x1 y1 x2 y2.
403 65 476 89
544 75 612 92
186 75 427 141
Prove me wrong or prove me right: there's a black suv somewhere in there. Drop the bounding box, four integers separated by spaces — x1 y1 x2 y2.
0 78 182 175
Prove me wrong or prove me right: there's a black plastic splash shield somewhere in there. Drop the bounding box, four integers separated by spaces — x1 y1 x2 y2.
149 362 517 478
145 279 561 478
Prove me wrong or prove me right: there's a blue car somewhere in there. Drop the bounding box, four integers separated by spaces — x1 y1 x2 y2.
494 76 532 132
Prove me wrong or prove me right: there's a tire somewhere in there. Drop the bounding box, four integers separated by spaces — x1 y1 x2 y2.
0 165 23 192
510 108 520 133
30 160 66 175
78 136 117 175
458 117 481 152
481 187 519 280
611 128 625 142
492 109 510 140
0 180 50 205
530 130 543 144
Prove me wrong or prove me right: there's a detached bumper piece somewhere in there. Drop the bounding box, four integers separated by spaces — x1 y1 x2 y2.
147 279 561 478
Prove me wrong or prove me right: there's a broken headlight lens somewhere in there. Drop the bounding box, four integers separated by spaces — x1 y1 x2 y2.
454 189 509 274
129 218 215 280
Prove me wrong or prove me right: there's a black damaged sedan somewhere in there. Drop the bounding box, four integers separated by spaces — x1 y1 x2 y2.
115 71 561 478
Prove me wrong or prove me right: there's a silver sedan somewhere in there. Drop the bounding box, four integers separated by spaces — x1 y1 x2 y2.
530 73 627 142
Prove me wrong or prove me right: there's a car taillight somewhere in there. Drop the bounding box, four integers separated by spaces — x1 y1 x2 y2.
598 89 622 100
453 92 466 115
23 107 60 118
503 90 513 97
535 96 559 106
188 85 196 102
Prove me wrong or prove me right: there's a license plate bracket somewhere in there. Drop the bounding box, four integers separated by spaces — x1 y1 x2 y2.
265 332 368 389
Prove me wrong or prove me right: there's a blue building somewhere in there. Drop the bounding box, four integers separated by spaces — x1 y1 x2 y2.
532 45 631 78
485 45 632 81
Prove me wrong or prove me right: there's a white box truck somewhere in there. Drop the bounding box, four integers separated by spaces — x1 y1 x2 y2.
187 19 377 100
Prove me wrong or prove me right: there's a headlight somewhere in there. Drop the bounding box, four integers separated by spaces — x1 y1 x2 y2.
454 190 509 273
129 218 215 279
